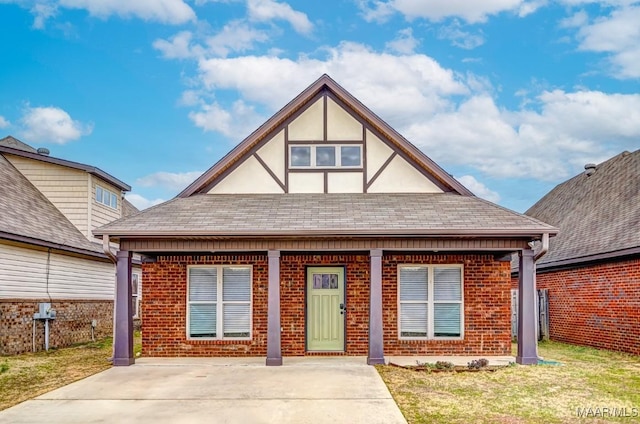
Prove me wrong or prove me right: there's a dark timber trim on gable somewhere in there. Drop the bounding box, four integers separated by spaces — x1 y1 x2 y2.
253 153 286 192
179 74 473 198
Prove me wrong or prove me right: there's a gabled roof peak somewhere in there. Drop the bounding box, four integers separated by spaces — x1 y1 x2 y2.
179 74 473 197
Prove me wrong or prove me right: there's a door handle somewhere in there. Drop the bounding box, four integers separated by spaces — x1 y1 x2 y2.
340 303 346 315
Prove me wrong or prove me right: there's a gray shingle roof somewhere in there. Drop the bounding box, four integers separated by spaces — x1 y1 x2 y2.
95 193 556 238
525 149 640 268
0 136 37 153
0 153 103 255
122 198 139 217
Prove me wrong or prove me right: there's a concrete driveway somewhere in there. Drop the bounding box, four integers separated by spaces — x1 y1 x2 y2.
0 357 407 424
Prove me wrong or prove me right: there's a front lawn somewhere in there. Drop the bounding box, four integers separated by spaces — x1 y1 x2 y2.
0 333 141 411
377 342 640 424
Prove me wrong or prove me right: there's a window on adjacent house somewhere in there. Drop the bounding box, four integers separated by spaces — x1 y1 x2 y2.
289 145 362 168
95 185 118 209
398 265 463 339
187 266 252 340
131 273 140 319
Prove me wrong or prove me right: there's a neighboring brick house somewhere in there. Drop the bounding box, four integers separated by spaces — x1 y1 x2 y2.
95 75 557 366
512 150 640 356
0 136 142 354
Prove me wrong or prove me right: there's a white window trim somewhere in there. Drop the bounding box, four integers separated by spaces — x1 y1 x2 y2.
289 144 362 169
95 184 119 210
186 265 253 341
397 264 464 341
132 273 141 319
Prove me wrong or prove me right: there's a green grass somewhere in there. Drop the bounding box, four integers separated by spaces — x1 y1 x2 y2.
0 331 142 411
377 342 640 424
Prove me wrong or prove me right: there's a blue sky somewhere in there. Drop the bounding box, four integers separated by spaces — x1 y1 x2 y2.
0 0 638 212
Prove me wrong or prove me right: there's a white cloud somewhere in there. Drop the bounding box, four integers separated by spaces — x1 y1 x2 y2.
189 100 264 137
154 22 269 60
385 28 420 54
0 116 9 128
31 2 58 29
161 36 640 183
358 0 538 23
517 0 546 17
205 20 269 57
573 6 640 78
136 171 204 191
437 20 485 49
20 106 92 144
559 10 589 28
247 0 313 34
6 0 195 27
59 0 196 24
125 193 165 210
153 31 200 59
405 89 640 181
196 42 468 128
456 175 501 203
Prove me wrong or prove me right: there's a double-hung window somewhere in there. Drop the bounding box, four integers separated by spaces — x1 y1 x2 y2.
187 266 252 340
398 265 463 339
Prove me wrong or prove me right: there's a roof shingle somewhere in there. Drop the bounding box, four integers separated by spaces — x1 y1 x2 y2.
95 193 556 238
525 149 640 267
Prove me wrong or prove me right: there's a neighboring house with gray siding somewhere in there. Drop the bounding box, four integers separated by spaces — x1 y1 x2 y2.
0 136 141 354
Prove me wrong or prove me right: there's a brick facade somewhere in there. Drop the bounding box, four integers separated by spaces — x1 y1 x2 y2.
142 252 512 357
514 258 640 355
0 300 113 355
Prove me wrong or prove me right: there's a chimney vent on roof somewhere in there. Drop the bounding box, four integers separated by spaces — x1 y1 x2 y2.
584 163 596 176
37 148 50 156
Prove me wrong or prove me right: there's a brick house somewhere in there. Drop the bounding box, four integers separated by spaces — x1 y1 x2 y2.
512 150 640 355
0 136 142 354
95 75 557 366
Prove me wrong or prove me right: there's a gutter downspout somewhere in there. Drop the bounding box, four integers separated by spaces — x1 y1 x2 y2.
103 235 117 263
533 232 549 359
102 234 117 361
534 233 550 261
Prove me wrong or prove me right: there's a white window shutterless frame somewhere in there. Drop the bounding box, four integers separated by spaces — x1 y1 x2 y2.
398 265 464 340
187 266 252 340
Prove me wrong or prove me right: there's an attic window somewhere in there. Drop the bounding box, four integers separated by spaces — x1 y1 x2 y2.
289 145 362 169
96 185 118 209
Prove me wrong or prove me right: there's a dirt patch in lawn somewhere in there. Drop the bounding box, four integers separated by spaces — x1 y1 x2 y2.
377 342 640 424
0 333 141 411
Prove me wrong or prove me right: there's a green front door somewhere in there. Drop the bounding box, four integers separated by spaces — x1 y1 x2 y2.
306 267 345 351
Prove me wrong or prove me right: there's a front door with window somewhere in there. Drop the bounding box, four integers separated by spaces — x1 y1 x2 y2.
306 267 345 351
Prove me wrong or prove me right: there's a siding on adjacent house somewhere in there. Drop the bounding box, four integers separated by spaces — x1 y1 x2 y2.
5 154 90 237
91 178 122 234
0 243 115 300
